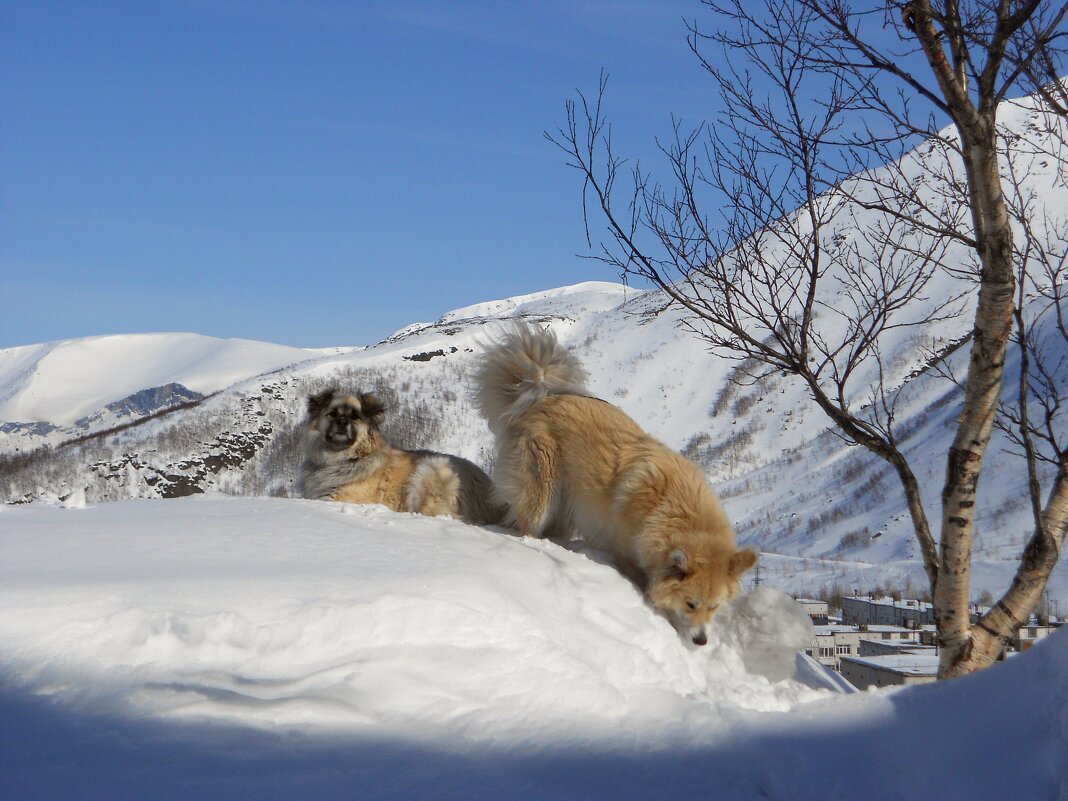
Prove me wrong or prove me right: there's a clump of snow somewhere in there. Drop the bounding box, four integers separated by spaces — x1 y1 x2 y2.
60 487 88 509
24 488 89 509
714 587 817 682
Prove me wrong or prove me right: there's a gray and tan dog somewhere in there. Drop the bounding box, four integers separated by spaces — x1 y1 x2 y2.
474 323 758 645
298 388 505 526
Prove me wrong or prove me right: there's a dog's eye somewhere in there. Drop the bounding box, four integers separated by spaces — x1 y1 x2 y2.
685 600 697 611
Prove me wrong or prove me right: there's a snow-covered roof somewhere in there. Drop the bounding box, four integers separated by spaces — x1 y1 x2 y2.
814 625 862 635
846 595 934 611
840 653 940 676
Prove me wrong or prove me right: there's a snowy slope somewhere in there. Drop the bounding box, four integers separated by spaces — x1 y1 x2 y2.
1 495 1065 801
2 278 1065 603
0 333 316 426
437 279 633 323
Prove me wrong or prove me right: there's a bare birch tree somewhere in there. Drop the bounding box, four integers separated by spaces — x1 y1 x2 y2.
548 0 1068 678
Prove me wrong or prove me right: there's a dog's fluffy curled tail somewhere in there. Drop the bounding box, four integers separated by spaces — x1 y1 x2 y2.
474 322 588 434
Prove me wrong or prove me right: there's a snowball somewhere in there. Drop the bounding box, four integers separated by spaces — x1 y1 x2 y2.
712 587 816 682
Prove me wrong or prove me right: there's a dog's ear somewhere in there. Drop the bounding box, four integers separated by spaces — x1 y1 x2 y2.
307 388 335 418
729 547 759 579
359 392 386 428
667 547 690 581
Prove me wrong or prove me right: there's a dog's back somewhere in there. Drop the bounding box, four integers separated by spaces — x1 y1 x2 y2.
492 391 724 550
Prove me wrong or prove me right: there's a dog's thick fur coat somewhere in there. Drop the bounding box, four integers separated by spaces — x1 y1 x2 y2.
474 323 758 644
298 389 505 526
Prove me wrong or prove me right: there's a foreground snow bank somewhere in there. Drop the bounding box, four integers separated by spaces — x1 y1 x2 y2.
1 496 1066 800
0 496 824 742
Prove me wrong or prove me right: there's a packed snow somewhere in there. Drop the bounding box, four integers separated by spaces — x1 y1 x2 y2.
1 495 1065 800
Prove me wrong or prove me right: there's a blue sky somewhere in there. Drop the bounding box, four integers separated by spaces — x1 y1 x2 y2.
1 0 715 349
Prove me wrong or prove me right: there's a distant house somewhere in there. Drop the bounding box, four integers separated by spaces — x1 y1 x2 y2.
841 595 935 629
795 598 829 625
806 624 917 671
806 626 863 670
839 652 939 690
1011 623 1059 652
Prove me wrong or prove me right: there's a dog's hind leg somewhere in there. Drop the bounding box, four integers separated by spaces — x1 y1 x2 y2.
406 458 462 518
504 434 560 538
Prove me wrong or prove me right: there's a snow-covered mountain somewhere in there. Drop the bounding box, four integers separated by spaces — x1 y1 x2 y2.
0 333 331 449
2 91 1065 605
2 277 1065 603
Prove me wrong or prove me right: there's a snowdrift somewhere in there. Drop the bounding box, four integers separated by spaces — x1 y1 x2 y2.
1 495 1065 800
0 496 824 738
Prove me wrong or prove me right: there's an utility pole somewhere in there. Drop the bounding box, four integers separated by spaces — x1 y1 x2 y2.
751 558 764 589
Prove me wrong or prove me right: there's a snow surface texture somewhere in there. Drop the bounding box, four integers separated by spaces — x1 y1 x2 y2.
2 496 1066 800
0 497 825 736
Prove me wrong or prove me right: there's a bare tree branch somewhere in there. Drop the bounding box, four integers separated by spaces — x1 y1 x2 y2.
549 0 1067 679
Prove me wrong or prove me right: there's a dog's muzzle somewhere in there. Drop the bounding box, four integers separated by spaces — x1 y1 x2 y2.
325 419 357 448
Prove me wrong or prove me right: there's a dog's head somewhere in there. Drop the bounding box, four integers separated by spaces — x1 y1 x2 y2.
646 545 758 646
306 389 386 452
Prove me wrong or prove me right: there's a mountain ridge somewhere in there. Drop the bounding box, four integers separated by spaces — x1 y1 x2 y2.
2 278 1064 603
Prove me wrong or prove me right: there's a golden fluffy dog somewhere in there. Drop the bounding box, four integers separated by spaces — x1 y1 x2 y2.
474 323 757 645
298 388 505 526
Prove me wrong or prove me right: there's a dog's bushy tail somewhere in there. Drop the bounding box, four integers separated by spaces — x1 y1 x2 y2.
474 322 588 434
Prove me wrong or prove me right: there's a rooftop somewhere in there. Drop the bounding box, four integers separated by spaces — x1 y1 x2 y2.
840 653 940 677
814 625 862 635
846 595 934 611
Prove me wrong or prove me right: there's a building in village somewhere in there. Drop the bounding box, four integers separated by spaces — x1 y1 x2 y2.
795 598 829 625
838 652 940 690
801 595 1063 689
805 625 918 672
1012 622 1059 652
841 595 935 629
